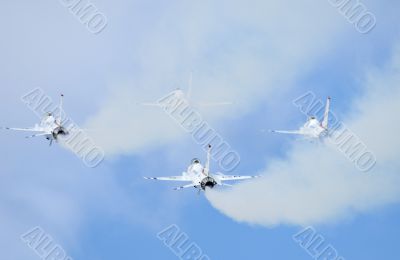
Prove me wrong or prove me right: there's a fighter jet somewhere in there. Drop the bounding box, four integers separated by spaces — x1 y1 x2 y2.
2 94 69 146
270 97 331 139
140 73 233 107
144 145 259 191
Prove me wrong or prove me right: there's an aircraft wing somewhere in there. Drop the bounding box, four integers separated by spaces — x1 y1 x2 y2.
270 129 304 135
2 127 44 132
216 174 260 181
139 102 160 106
143 176 192 181
25 133 51 138
173 184 198 190
195 102 233 107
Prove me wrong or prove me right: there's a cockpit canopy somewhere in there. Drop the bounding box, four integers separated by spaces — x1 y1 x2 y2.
191 158 201 164
309 116 316 120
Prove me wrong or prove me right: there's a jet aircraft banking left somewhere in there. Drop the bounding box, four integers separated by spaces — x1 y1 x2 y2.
2 94 69 146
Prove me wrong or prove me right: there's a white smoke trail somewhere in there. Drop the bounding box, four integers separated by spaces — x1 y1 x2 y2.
206 47 400 227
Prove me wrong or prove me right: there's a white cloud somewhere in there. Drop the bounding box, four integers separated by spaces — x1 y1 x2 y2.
206 45 400 227
86 0 346 155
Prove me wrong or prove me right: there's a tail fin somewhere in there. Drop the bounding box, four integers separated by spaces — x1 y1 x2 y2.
204 144 211 176
57 94 64 125
321 96 331 129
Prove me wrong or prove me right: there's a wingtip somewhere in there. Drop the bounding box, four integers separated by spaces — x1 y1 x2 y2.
260 129 274 133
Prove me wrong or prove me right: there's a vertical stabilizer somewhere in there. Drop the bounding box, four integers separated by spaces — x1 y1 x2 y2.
321 96 331 129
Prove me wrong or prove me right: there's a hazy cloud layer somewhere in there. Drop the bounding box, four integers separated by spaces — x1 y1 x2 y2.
86 0 345 155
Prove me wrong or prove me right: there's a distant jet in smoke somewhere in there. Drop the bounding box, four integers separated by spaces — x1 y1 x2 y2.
270 97 331 140
139 73 233 107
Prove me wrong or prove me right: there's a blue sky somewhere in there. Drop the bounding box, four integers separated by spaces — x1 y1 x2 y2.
1 0 399 259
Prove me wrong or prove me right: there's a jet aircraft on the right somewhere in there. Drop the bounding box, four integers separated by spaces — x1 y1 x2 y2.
270 97 331 139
